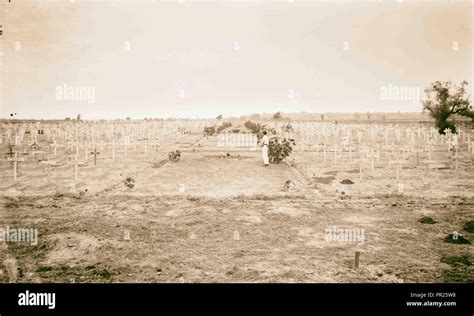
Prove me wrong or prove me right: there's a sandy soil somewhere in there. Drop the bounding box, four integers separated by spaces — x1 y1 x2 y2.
0 131 473 283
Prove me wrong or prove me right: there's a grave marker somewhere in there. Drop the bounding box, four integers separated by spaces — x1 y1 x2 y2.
7 152 26 181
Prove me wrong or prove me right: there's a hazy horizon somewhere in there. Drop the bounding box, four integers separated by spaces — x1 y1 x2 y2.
0 0 472 119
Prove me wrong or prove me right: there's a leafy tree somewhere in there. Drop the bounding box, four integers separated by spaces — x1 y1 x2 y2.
216 115 223 120
268 137 296 164
273 112 282 119
422 81 473 134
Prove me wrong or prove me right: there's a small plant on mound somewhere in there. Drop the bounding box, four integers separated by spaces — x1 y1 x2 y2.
168 150 181 162
123 177 135 190
443 233 471 244
419 216 437 224
340 179 354 185
268 137 296 164
463 221 474 233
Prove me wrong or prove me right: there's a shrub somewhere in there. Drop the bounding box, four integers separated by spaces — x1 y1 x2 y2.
340 179 354 185
441 255 471 267
123 177 135 190
268 137 296 164
282 124 293 133
216 122 232 134
203 122 232 136
464 221 474 233
168 150 181 162
203 126 215 136
244 120 276 141
419 216 437 224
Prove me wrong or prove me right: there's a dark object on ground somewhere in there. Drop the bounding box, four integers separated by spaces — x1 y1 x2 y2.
340 179 354 185
419 216 437 224
463 221 474 233
168 150 181 162
443 234 471 244
441 255 471 267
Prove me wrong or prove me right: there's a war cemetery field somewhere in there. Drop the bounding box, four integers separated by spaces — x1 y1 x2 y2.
0 117 473 283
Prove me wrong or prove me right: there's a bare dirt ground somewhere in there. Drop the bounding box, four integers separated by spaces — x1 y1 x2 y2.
0 131 473 283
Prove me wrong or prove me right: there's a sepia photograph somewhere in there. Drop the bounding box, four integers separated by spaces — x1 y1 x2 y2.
0 0 473 314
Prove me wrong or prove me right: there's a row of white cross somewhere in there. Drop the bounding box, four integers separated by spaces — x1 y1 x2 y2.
1 121 473 182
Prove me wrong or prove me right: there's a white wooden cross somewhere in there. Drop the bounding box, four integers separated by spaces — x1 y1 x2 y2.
112 140 116 161
366 149 379 171
333 145 339 165
7 152 26 181
413 144 424 167
389 157 405 182
50 142 60 156
452 147 460 171
69 154 85 181
358 156 366 180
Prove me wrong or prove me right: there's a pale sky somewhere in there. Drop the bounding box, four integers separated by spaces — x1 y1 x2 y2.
0 0 472 119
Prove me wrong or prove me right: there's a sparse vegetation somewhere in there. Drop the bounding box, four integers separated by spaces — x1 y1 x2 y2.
463 221 474 233
168 150 181 162
441 255 471 267
203 126 216 136
282 124 293 133
203 122 232 135
216 122 232 134
123 177 135 190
